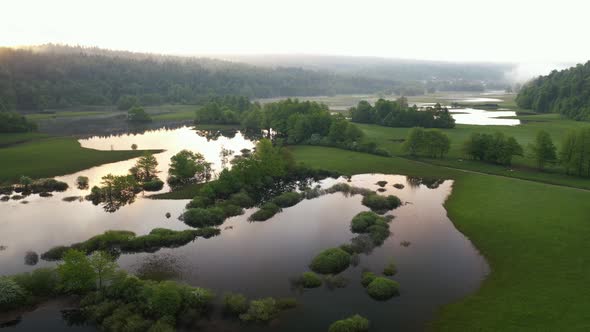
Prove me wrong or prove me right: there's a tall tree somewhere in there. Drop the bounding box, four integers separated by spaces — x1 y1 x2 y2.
529 130 557 170
130 153 159 182
57 250 96 294
89 251 117 292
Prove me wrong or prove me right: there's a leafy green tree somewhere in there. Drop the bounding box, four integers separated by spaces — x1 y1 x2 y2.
57 249 96 293
89 251 118 291
19 176 33 191
559 128 590 176
402 127 425 156
130 153 159 182
167 150 211 187
127 106 152 122
0 111 37 133
529 130 557 169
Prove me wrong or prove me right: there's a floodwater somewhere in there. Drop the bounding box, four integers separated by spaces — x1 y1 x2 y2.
0 128 489 331
449 108 520 126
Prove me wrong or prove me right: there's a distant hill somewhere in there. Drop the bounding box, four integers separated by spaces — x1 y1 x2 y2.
219 54 515 89
516 62 590 120
0 45 398 111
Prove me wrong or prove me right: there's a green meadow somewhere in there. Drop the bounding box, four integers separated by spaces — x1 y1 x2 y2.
0 135 157 183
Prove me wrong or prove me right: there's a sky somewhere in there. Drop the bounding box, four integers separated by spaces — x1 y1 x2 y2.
2 0 589 64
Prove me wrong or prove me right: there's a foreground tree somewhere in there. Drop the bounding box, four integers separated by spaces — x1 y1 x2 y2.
130 153 159 182
89 251 117 291
402 128 450 158
529 130 557 170
127 106 152 122
167 150 212 187
559 128 590 176
57 249 96 294
464 132 523 165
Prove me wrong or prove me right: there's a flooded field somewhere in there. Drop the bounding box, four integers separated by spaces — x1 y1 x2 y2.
0 127 488 331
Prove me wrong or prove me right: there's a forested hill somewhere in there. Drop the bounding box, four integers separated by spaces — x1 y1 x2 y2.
516 61 590 120
0 45 397 111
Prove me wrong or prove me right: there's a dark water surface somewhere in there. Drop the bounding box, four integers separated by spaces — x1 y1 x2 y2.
0 127 488 331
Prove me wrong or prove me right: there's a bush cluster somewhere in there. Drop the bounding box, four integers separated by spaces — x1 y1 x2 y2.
42 228 219 260
366 277 400 301
361 194 401 214
328 314 370 332
309 248 351 275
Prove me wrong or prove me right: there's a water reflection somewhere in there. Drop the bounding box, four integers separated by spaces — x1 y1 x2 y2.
2 167 489 332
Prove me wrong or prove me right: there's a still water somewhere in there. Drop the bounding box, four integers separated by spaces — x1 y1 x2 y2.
0 128 489 331
449 108 520 126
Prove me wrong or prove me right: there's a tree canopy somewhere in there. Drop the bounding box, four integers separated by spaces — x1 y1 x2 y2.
350 99 455 128
0 45 397 111
516 62 590 120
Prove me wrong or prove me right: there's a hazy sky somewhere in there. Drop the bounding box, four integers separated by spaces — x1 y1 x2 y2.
2 0 589 63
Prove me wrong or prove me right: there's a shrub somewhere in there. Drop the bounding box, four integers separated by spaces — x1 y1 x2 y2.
143 179 164 192
239 297 279 322
376 180 388 187
350 211 385 233
12 268 58 297
30 178 69 193
182 207 225 228
144 281 182 317
328 314 370 332
361 194 401 213
223 292 248 315
300 272 322 288
366 277 400 300
361 271 377 288
383 260 397 276
393 183 405 189
77 176 90 189
0 277 28 310
249 202 282 221
186 196 211 209
218 202 244 218
185 287 215 312
228 191 255 208
24 250 39 265
272 191 302 208
339 243 355 255
309 248 351 274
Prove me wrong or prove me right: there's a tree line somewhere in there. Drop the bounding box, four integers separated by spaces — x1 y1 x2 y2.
0 45 397 111
350 98 456 128
0 111 37 133
195 98 387 155
516 61 590 120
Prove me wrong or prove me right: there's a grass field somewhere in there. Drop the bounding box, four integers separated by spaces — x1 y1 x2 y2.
290 145 590 331
0 137 159 183
26 110 111 121
357 113 590 189
0 132 50 146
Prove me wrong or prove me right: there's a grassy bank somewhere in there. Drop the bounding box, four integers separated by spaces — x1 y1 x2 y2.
0 137 159 183
357 114 590 189
0 132 50 146
290 145 590 331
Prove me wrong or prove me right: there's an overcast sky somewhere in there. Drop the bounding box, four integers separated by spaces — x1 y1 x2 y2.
2 0 589 64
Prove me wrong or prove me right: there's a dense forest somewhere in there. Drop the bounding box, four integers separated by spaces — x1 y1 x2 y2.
0 45 397 111
349 98 455 128
516 61 590 120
